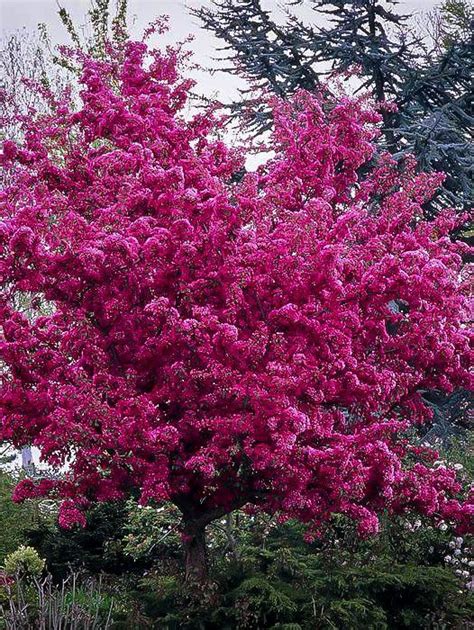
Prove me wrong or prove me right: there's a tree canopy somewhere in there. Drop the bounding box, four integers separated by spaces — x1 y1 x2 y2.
0 31 472 579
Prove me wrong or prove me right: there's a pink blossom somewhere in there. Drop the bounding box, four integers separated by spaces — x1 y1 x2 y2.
58 502 88 529
0 36 472 536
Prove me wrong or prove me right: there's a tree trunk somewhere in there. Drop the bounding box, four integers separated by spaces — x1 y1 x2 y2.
183 522 208 583
176 497 251 582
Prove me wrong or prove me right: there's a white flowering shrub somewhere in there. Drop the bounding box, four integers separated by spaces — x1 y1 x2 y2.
444 535 473 590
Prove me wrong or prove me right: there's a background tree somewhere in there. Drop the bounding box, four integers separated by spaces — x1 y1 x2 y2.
1 32 472 582
425 0 474 54
191 0 321 134
399 0 474 215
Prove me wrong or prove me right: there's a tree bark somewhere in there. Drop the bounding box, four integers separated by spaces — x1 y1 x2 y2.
176 494 254 582
183 521 209 583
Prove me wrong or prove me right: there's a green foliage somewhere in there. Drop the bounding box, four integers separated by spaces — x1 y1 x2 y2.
0 469 37 562
62 578 115 624
4 545 45 577
55 0 129 64
442 434 474 481
26 500 131 579
122 501 182 561
57 6 81 48
438 0 474 49
120 515 473 629
0 461 471 627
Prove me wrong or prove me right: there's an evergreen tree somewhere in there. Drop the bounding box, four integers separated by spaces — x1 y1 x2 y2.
398 2 473 214
427 0 474 53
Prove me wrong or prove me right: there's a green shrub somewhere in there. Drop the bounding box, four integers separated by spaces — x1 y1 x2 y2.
0 470 36 562
25 500 131 579
4 545 45 577
122 514 473 629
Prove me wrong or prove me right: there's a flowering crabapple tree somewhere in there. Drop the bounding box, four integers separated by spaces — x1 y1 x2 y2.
0 33 472 581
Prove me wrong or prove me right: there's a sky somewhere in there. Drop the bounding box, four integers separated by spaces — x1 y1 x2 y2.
0 0 442 103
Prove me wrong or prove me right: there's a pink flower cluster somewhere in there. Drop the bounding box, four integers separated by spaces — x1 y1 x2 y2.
0 38 472 535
